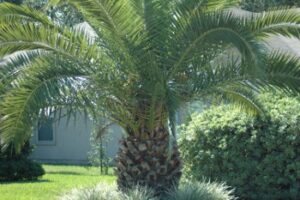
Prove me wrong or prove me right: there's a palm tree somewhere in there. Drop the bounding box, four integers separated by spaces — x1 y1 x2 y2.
1 0 300 194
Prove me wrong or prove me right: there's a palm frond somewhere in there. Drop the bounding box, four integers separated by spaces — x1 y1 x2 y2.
189 51 300 114
263 51 300 93
0 56 91 151
215 84 264 115
0 2 53 26
48 0 143 42
49 0 149 80
175 0 240 14
141 0 174 58
0 22 101 63
249 9 300 38
0 50 48 95
169 11 261 78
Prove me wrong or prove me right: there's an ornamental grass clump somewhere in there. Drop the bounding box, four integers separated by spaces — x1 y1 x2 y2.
59 184 121 200
166 181 236 200
123 186 158 200
60 184 157 200
60 181 235 200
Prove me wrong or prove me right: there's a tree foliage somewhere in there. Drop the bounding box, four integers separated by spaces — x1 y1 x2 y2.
240 0 300 12
0 0 83 25
0 0 300 151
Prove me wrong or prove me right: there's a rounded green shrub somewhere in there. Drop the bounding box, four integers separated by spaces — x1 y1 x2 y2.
0 142 45 181
179 93 300 200
0 158 45 181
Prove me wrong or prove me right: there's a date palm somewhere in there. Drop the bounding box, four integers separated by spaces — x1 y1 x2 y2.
1 0 300 195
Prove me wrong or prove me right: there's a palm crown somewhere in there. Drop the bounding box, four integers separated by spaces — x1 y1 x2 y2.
1 0 300 192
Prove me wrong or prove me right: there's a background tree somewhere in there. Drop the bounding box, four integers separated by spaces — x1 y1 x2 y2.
24 0 83 26
240 0 300 12
1 0 300 196
0 0 83 25
0 0 22 5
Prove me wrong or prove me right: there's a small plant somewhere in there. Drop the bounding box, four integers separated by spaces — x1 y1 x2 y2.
87 121 113 175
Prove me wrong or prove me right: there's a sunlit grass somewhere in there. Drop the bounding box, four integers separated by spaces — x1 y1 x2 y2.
0 164 116 200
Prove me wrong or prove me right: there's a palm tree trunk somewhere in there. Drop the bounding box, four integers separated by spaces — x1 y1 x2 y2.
115 125 182 195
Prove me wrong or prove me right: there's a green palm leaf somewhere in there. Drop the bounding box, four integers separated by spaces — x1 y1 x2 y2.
0 2 53 25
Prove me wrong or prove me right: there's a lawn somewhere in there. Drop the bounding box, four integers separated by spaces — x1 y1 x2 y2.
0 164 116 200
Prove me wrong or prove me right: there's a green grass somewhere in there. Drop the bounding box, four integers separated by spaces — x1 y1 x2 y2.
0 164 116 200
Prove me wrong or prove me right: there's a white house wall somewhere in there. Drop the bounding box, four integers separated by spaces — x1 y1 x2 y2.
30 113 123 164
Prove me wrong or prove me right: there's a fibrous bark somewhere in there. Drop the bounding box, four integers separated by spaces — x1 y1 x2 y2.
116 126 182 196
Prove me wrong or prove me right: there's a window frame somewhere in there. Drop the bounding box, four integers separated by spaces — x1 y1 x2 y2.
35 117 56 146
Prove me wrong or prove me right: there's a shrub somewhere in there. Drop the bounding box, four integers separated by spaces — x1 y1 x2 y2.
179 93 300 200
0 158 45 181
0 142 45 181
59 181 235 200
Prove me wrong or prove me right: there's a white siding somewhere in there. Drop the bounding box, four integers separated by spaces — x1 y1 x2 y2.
30 114 123 164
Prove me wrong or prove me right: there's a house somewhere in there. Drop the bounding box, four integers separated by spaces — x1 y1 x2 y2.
30 113 123 164
29 109 188 164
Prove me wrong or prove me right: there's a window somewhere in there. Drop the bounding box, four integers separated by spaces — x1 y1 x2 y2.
37 117 55 145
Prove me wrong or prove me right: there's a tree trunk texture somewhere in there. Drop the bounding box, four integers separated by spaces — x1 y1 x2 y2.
116 126 182 195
